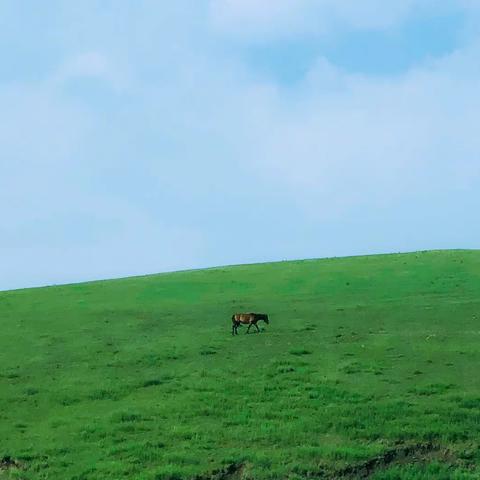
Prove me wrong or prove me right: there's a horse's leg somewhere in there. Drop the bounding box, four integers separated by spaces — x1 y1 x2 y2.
255 322 260 333
246 323 252 334
232 324 235 336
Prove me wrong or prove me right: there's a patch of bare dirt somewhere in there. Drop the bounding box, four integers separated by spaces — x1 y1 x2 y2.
193 444 466 480
192 462 246 480
0 456 22 472
332 442 456 479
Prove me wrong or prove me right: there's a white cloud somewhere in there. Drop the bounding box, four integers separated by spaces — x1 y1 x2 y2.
236 43 480 219
209 0 419 41
63 52 109 78
51 51 131 92
0 84 91 220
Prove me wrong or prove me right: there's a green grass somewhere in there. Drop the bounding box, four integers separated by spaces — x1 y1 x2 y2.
1 250 480 479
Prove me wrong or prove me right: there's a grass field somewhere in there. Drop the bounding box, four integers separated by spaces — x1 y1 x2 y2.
1 250 480 479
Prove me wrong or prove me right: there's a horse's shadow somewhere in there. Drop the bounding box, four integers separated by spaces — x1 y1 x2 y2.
245 327 266 334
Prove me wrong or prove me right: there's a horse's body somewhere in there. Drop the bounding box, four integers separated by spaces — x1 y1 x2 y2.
231 313 269 335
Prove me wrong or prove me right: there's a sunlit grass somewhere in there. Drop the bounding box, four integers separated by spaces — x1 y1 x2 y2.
1 250 479 478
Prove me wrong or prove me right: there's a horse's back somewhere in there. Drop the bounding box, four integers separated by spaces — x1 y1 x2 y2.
233 313 255 324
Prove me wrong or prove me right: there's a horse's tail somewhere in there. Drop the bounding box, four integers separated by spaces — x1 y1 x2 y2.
231 314 236 323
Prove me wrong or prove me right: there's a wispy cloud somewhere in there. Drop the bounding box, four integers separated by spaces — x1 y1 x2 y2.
210 0 421 40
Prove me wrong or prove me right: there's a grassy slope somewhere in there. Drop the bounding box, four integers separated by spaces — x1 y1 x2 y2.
1 250 480 479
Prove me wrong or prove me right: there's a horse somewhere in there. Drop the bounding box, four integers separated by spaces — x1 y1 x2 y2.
231 313 269 335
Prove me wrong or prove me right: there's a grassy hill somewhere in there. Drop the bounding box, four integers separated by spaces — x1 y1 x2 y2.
1 250 480 479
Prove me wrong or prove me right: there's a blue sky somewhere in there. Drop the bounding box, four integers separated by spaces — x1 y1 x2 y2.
1 0 480 290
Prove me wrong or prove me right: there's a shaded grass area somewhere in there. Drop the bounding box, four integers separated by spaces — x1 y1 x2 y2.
1 250 480 479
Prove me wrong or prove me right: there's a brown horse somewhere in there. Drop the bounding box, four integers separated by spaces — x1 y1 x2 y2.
231 313 269 335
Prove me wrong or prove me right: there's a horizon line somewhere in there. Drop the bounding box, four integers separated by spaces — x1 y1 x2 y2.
1 248 477 294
